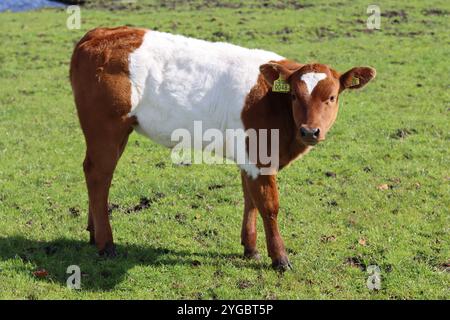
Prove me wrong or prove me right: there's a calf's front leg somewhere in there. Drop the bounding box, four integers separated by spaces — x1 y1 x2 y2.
243 173 291 271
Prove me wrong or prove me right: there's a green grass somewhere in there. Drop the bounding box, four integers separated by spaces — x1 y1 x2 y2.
0 0 449 299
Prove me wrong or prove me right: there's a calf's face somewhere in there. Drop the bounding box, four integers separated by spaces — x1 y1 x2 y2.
260 61 376 146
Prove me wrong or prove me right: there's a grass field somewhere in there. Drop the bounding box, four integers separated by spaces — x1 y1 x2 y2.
0 0 448 299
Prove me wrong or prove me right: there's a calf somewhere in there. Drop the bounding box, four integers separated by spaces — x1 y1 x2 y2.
70 26 376 270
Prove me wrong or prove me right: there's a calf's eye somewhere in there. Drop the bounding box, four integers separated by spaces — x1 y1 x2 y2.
329 95 335 102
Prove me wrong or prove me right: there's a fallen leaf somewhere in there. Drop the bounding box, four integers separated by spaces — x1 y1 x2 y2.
377 184 389 190
33 269 48 278
358 238 367 246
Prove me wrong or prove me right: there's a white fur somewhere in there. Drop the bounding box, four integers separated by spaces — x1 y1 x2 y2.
300 72 327 94
128 30 283 178
240 163 261 179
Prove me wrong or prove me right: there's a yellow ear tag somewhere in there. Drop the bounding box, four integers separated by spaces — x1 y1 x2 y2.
272 75 290 93
351 77 360 86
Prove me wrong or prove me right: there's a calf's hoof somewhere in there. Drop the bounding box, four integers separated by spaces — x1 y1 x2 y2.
271 257 293 272
98 243 117 258
244 248 261 260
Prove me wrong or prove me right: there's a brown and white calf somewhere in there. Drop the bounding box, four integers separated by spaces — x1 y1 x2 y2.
70 26 375 270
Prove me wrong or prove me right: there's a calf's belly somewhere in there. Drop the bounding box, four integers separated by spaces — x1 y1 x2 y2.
132 103 244 158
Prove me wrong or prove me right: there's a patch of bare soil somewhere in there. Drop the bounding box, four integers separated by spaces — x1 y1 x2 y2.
422 8 449 16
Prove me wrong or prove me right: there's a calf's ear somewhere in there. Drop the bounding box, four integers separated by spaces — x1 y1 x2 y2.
340 67 376 90
260 61 297 86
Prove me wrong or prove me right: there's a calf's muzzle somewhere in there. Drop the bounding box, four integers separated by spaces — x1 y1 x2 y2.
300 126 320 139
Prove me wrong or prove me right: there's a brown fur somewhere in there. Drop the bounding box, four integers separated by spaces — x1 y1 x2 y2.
71 27 376 269
240 60 375 269
70 27 145 255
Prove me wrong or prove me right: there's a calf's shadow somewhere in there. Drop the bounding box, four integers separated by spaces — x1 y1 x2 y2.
0 236 265 291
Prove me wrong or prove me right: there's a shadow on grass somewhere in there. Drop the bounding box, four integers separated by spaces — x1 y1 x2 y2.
0 236 267 291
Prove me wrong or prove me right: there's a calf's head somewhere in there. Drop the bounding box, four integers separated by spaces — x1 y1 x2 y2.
260 60 376 146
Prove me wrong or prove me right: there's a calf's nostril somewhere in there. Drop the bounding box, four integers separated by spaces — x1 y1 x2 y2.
300 127 307 137
312 128 320 138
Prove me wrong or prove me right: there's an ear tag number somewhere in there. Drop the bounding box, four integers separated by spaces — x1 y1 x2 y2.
272 75 290 93
351 77 360 86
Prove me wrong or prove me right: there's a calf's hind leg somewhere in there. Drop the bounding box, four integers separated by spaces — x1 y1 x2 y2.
83 121 133 256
